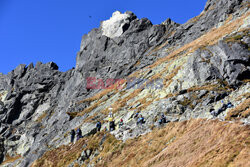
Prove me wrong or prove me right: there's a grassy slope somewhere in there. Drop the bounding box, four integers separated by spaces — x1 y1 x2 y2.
102 119 250 167
31 119 250 167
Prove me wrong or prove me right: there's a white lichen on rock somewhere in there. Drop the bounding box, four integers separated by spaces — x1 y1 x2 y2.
101 11 131 38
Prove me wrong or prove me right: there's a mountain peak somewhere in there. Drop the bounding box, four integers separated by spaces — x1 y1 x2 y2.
101 11 137 38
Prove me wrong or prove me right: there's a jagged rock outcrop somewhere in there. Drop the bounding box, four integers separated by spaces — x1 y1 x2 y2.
183 36 250 85
0 0 249 166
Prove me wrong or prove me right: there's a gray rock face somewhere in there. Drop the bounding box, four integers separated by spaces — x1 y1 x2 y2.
0 138 4 163
183 32 250 85
0 0 249 166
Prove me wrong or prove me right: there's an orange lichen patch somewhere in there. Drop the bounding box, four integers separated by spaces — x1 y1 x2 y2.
1 154 21 165
226 98 250 120
148 12 249 69
90 119 250 167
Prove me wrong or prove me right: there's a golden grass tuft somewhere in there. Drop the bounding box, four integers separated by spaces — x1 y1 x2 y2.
78 89 113 104
235 92 250 101
134 60 141 67
105 89 143 114
78 100 104 117
226 98 250 120
1 154 21 165
78 79 126 104
190 11 205 23
67 99 104 118
36 112 48 123
187 80 233 93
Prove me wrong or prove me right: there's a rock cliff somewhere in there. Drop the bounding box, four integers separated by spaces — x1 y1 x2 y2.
0 0 249 166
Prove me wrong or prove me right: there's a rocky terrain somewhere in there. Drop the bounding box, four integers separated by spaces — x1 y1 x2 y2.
0 0 249 166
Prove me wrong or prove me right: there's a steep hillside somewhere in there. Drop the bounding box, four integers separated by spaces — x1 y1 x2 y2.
31 119 250 167
0 0 249 166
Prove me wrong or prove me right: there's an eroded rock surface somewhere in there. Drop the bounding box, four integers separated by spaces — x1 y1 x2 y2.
0 0 249 166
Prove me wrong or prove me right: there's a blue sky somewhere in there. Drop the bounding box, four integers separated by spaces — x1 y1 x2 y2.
0 0 207 74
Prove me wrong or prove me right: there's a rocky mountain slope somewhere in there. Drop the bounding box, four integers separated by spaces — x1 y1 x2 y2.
0 0 249 166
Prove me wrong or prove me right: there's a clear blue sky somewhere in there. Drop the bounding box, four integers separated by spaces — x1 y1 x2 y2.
0 0 207 74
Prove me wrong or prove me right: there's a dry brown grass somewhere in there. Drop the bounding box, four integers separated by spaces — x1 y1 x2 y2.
69 79 128 118
1 154 21 165
31 119 250 167
31 132 118 167
71 80 128 118
31 139 86 167
67 99 104 118
190 11 205 23
241 108 250 118
122 65 180 111
103 88 143 114
235 92 250 101
187 80 233 93
94 119 250 167
78 89 113 104
148 12 249 69
163 66 182 88
138 98 154 111
0 92 4 100
134 60 141 67
78 79 126 104
36 112 48 122
225 29 250 44
226 98 250 120
145 30 176 57
79 100 104 117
